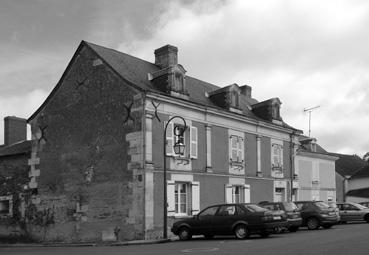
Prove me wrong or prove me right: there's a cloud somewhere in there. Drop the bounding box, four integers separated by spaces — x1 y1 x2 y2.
0 89 48 144
116 0 369 156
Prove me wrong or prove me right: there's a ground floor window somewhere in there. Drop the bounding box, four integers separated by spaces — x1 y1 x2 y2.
225 184 250 203
274 188 285 202
175 183 189 215
167 180 200 216
232 186 244 203
0 195 13 217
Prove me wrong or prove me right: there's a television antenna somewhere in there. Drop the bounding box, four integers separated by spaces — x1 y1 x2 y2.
303 106 320 137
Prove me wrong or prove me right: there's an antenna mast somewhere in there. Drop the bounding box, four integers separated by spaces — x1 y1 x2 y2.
303 106 320 137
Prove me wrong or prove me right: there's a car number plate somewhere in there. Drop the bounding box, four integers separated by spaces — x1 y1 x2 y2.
273 216 281 220
329 212 335 216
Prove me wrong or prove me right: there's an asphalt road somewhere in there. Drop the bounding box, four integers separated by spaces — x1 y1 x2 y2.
2 223 369 255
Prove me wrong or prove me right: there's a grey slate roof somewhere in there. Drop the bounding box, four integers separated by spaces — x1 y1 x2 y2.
329 153 368 177
28 40 301 132
0 140 31 157
85 41 300 130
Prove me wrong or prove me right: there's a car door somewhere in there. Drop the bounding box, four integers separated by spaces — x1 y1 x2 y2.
347 204 364 221
341 203 356 221
191 205 219 235
212 205 238 235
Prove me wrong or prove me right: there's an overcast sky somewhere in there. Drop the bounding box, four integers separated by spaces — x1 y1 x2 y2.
1 0 368 156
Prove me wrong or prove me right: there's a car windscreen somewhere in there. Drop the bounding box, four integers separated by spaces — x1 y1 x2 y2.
314 201 329 209
243 204 268 212
353 203 368 210
282 202 297 211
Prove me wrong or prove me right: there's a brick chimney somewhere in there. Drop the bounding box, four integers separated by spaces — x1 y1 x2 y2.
154 45 178 68
4 116 27 146
240 85 252 98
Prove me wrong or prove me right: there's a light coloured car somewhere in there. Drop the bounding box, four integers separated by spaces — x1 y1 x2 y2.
337 202 369 223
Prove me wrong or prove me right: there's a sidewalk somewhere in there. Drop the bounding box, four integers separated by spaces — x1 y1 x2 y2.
0 238 174 248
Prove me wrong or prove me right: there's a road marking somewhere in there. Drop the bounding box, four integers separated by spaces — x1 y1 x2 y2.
181 247 219 253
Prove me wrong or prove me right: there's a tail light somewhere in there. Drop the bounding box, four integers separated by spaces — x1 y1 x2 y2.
261 211 274 222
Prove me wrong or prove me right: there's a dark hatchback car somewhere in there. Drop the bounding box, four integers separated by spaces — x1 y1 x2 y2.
294 201 339 230
171 203 287 240
258 201 302 232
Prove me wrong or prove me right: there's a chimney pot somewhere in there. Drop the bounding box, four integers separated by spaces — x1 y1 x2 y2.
240 85 252 98
4 116 27 146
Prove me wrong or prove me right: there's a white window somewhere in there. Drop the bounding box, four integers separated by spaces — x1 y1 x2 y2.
230 135 244 163
274 188 285 202
0 195 13 217
225 184 250 203
167 181 200 216
272 143 283 169
165 122 198 159
312 165 319 183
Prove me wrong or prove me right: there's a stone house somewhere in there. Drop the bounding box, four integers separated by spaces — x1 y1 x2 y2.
2 41 303 242
294 137 338 203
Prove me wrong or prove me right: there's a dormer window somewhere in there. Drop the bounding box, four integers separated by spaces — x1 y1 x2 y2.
174 72 184 93
272 104 280 120
230 91 239 108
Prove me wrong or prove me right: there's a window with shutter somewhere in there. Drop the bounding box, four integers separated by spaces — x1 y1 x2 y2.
167 181 175 216
238 137 244 162
165 122 174 155
190 126 198 159
225 184 233 203
230 136 239 162
244 185 250 203
191 182 200 215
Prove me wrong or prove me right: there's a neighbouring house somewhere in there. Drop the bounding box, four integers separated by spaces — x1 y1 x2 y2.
294 137 338 203
1 41 303 242
0 117 31 240
330 153 368 203
344 164 369 203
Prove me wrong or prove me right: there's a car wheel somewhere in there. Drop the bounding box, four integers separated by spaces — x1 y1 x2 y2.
178 227 192 241
306 217 320 230
260 231 270 238
204 234 214 239
273 227 283 234
364 214 369 223
234 224 248 239
322 224 332 229
288 226 299 232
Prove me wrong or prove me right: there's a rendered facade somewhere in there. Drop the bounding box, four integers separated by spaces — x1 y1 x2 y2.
1 41 304 242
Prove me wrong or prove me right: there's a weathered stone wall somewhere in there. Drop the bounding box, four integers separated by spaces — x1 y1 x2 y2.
27 45 145 242
0 154 30 240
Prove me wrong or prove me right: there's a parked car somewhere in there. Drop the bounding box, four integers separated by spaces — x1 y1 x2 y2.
258 201 302 232
171 203 287 240
294 201 340 230
337 202 369 223
358 201 369 208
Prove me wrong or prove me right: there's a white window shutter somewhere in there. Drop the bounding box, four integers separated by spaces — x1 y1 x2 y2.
191 181 200 215
225 184 233 203
280 145 283 167
165 122 174 155
190 126 198 159
244 185 250 203
167 181 175 216
239 137 244 162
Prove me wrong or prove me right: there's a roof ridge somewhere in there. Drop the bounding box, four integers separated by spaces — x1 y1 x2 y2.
83 40 159 68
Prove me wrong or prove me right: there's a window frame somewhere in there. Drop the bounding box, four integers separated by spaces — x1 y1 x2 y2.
0 195 13 218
